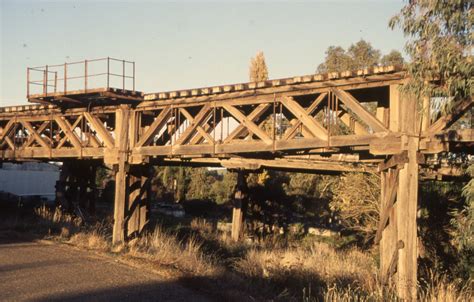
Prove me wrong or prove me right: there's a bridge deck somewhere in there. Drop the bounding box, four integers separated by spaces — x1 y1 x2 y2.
0 65 472 176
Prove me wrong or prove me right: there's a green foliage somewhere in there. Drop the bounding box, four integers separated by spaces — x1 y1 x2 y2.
317 46 353 73
209 171 237 204
389 0 473 109
381 50 405 67
449 164 474 278
346 40 381 70
317 39 403 73
151 167 236 205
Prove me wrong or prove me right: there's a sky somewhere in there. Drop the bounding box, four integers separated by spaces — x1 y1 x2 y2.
0 0 406 106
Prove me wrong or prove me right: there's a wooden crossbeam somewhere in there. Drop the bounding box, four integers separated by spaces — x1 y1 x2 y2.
427 98 473 134
4 136 14 150
375 168 400 245
224 103 271 143
283 93 327 140
281 96 328 140
330 88 388 133
190 122 213 145
84 112 114 148
222 104 272 143
338 110 369 135
57 115 83 148
19 120 49 148
0 119 15 142
175 104 212 145
381 240 404 285
136 106 172 147
54 116 83 149
25 121 49 147
179 107 215 144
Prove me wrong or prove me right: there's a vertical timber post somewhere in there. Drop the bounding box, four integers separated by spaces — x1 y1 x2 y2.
139 165 151 233
231 170 248 241
380 85 419 300
112 105 130 246
56 161 71 210
397 91 419 300
396 136 418 299
127 165 149 238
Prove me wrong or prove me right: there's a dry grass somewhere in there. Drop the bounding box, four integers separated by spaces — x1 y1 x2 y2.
9 211 472 301
418 270 473 302
34 205 81 236
68 229 109 251
233 242 380 299
128 226 219 276
190 218 213 234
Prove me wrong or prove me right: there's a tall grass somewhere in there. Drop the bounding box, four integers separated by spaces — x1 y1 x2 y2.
128 226 219 276
10 211 473 301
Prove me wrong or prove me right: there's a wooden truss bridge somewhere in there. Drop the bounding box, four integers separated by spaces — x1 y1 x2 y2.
1 58 472 299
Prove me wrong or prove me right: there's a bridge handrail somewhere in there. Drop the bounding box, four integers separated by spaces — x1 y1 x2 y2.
27 57 136 98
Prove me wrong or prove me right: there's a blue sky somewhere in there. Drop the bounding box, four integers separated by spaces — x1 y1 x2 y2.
1 0 406 106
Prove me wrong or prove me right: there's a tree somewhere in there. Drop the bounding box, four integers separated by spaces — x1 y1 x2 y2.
317 40 385 73
390 0 473 279
381 50 405 66
346 40 381 70
389 0 473 109
317 46 352 73
249 51 269 82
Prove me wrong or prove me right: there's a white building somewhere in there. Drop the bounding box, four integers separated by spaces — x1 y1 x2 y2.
0 162 60 201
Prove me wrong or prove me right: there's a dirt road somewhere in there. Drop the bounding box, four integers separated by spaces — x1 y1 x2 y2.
0 240 211 302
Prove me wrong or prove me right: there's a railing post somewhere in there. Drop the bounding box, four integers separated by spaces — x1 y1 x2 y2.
43 66 48 95
54 71 57 93
133 61 135 91
27 68 30 97
107 57 110 89
122 59 125 92
64 63 67 93
85 60 88 92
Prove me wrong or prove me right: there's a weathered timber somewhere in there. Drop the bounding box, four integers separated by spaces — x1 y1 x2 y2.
231 170 248 242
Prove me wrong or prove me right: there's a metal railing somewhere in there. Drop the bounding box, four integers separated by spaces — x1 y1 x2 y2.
27 57 135 97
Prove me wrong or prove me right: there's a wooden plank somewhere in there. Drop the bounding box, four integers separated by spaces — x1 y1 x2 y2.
24 121 49 147
375 168 399 244
281 96 328 140
4 136 14 150
282 93 327 140
330 88 388 133
222 104 272 143
224 103 271 143
427 98 473 134
174 104 212 145
338 110 369 135
57 115 83 148
0 119 15 141
135 106 172 147
231 171 247 241
127 167 142 237
378 151 408 172
54 116 83 149
396 136 418 300
179 107 215 144
112 105 130 246
19 119 50 149
83 112 115 148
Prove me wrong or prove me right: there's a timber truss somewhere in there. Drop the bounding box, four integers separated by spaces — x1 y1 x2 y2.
1 66 472 174
1 63 473 300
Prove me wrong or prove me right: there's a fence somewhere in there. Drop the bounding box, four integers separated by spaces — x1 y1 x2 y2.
27 57 135 97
